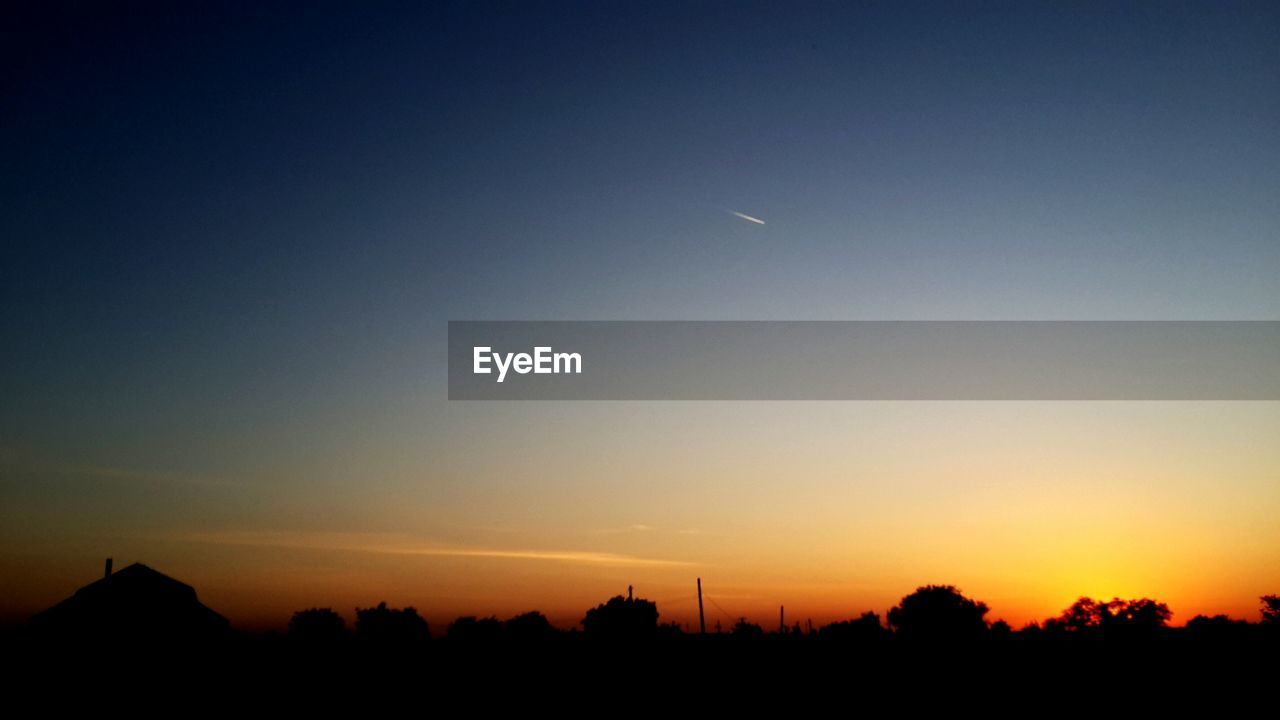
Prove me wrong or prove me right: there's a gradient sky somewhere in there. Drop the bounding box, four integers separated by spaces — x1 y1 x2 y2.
2 2 1278 631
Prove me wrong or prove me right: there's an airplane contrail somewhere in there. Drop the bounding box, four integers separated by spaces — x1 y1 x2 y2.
730 210 766 225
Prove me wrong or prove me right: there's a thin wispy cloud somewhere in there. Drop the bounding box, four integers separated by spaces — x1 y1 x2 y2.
390 547 694 567
168 530 697 568
593 524 705 536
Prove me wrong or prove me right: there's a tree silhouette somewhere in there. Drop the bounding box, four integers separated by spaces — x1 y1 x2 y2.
1185 614 1250 644
504 611 558 643
1060 597 1170 628
1261 595 1280 624
887 585 989 643
1047 597 1170 642
581 594 658 641
1110 598 1171 633
354 602 430 649
287 607 346 645
1054 596 1106 633
447 615 503 644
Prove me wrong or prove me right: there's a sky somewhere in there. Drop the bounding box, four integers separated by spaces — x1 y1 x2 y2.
2 2 1278 631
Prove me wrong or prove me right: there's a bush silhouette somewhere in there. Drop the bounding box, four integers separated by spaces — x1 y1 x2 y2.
582 594 658 641
887 585 989 643
819 611 888 645
731 617 764 639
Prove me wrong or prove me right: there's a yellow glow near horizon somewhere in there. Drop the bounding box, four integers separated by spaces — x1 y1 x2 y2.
3 402 1277 631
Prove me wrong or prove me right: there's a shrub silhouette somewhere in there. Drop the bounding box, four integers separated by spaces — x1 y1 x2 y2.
582 594 658 641
656 621 686 639
887 584 989 643
819 611 888 645
731 617 764 639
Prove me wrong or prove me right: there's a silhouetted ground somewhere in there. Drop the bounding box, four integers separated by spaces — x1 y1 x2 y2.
3 570 1276 702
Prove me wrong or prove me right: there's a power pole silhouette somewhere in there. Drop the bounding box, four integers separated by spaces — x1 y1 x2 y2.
627 584 633 601
780 605 785 634
697 577 706 635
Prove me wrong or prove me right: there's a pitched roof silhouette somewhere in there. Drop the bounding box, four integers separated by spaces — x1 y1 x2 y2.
26 562 229 642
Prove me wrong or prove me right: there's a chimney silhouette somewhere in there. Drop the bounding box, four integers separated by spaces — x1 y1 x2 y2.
104 558 113 579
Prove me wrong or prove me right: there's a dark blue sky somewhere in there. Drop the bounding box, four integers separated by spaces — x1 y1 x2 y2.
2 4 1278 623
5 2 1278 442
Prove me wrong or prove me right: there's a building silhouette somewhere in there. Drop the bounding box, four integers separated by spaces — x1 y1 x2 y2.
25 559 229 645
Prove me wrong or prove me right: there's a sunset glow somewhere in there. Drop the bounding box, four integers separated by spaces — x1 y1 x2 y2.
3 3 1278 638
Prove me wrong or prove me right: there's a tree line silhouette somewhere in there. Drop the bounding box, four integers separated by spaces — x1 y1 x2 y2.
270 584 1280 653
8 568 1278 691
15 563 1279 656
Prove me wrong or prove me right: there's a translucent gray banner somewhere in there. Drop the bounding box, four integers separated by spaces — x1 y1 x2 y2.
447 321 1280 400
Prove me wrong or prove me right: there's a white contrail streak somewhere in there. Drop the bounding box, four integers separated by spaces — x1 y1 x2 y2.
730 210 766 225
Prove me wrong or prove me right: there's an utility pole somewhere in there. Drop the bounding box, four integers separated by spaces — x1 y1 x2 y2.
780 605 785 634
697 577 706 635
627 584 633 601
